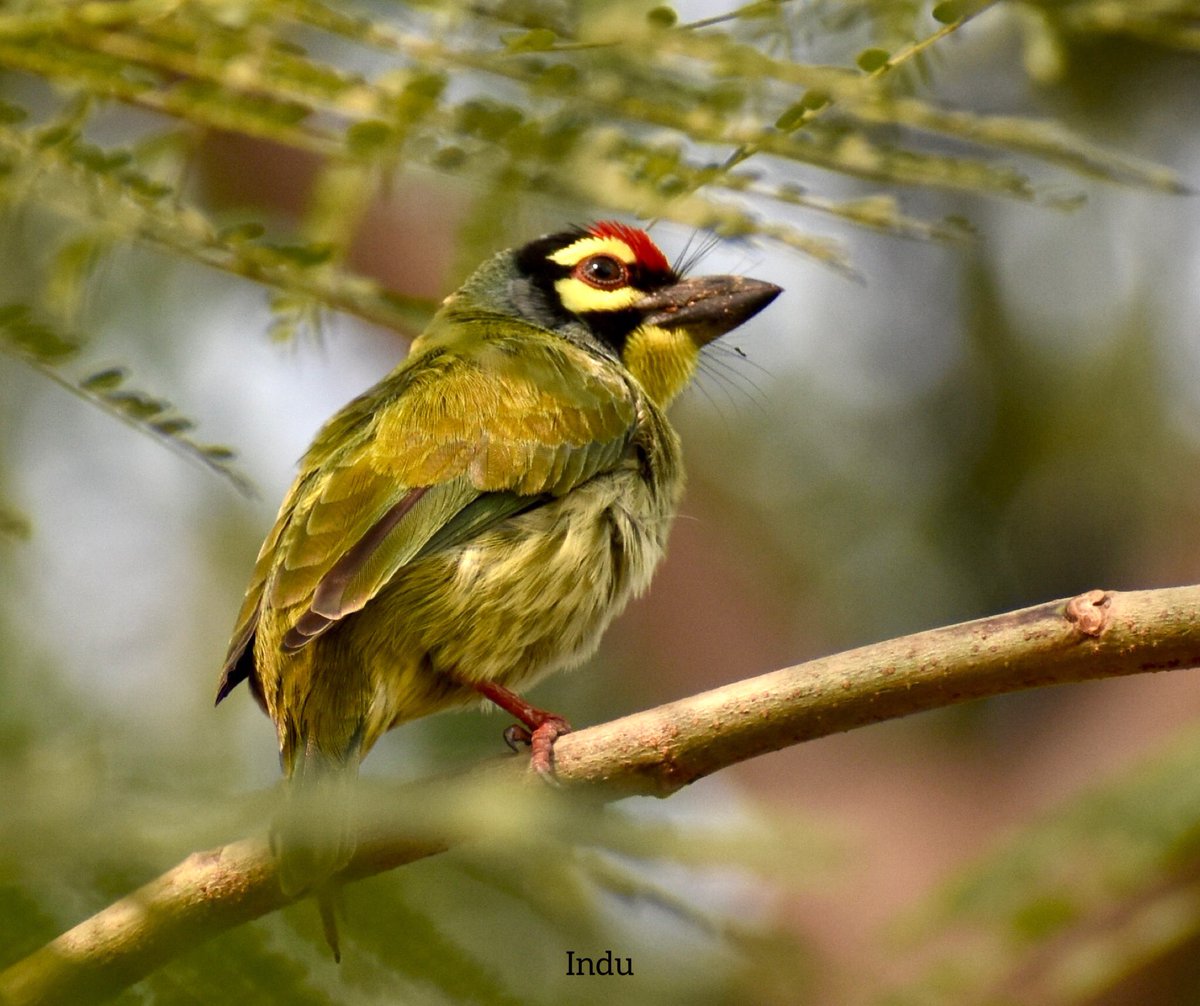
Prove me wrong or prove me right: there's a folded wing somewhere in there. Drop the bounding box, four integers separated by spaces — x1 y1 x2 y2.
216 325 638 702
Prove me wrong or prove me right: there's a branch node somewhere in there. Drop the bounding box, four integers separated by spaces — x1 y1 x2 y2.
1064 588 1113 637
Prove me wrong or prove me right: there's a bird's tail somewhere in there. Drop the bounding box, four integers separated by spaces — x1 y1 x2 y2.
272 743 359 960
272 743 359 899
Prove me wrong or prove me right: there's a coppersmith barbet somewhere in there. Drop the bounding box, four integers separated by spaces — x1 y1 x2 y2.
216 222 781 893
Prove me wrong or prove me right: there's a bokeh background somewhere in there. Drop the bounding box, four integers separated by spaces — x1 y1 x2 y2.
3 2 1200 1003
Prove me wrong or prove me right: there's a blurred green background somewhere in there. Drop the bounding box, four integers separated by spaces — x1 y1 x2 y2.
2 1 1200 1003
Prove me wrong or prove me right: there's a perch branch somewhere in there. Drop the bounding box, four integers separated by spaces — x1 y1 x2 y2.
4 586 1200 1004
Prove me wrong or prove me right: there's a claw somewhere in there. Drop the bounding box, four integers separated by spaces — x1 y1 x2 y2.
503 724 531 751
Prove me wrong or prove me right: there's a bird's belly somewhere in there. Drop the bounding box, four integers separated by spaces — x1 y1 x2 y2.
343 467 675 736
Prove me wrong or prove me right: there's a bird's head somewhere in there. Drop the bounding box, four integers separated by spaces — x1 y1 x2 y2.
435 222 781 407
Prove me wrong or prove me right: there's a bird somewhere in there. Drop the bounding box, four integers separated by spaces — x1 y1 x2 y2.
215 221 781 902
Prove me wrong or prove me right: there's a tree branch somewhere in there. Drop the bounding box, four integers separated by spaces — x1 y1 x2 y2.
4 586 1200 1004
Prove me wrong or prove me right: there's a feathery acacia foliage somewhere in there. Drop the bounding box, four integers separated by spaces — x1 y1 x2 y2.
0 303 253 494
0 0 1189 292
0 0 1190 485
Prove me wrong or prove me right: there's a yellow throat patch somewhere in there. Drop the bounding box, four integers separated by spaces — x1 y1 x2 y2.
621 323 700 407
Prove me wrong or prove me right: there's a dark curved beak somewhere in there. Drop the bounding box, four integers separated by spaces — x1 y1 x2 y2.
635 275 782 346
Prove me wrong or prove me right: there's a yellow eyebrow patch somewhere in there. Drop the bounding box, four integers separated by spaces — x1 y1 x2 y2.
553 277 642 315
548 236 636 268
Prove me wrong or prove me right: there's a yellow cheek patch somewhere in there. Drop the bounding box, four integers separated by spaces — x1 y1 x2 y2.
622 324 700 407
548 236 636 268
554 277 642 315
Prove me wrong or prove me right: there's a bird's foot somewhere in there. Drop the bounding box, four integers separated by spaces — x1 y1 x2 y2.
471 680 572 779
502 716 572 777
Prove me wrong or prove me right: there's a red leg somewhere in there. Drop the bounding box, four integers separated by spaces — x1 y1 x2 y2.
471 679 572 777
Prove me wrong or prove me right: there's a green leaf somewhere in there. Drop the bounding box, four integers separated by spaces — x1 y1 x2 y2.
856 47 891 73
71 142 133 174
35 123 76 149
532 63 577 92
932 1 965 24
263 242 336 267
455 100 524 142
801 89 831 111
346 119 395 156
0 304 80 362
0 100 27 125
433 145 467 170
47 236 107 323
500 28 557 53
118 170 172 200
0 505 30 542
777 90 833 131
150 416 194 435
737 0 783 18
217 222 266 243
80 367 127 391
106 389 166 420
933 0 992 22
402 71 447 101
775 105 803 131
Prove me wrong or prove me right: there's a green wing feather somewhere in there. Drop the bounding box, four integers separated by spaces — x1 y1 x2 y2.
216 318 638 700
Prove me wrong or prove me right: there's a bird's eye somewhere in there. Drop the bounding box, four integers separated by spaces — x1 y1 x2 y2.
575 254 628 290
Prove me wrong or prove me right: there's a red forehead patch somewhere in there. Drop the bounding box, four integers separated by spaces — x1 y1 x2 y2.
588 221 672 275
